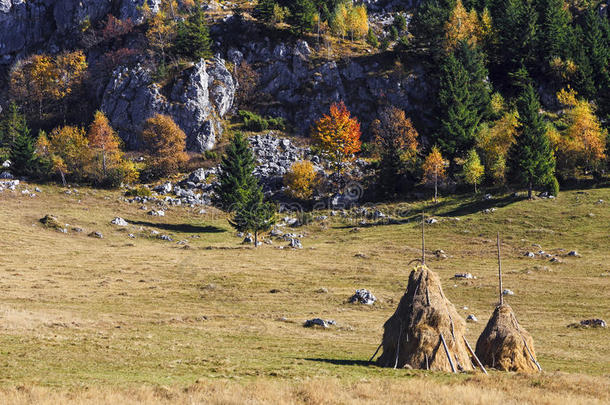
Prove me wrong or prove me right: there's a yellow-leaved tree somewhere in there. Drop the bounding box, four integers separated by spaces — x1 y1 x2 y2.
461 148 485 193
554 87 607 178
444 0 479 51
476 110 519 185
36 126 90 185
283 160 319 200
422 146 447 203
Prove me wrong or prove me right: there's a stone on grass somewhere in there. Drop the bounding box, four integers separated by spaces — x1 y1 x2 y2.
88 231 103 239
349 289 377 305
502 289 514 296
304 318 336 328
111 217 129 226
466 314 478 323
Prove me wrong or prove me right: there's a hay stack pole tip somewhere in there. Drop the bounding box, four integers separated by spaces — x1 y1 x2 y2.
497 232 503 305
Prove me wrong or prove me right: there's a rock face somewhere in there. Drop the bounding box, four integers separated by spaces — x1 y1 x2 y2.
227 39 431 135
0 0 156 65
101 57 235 152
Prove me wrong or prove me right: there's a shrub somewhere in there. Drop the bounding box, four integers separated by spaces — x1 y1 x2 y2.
125 186 152 198
283 160 319 200
238 110 286 132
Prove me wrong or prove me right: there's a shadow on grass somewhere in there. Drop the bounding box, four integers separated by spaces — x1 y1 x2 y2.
303 358 373 367
126 219 226 234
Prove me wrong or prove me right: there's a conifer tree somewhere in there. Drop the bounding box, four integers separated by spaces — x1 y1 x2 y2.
537 0 573 67
508 85 557 198
9 123 37 177
174 1 213 60
0 102 28 147
289 0 316 33
437 41 490 163
213 132 259 211
229 186 276 247
255 0 277 23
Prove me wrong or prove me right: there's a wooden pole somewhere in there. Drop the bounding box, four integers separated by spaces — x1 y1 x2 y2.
463 336 488 375
497 232 503 305
440 332 456 373
368 343 382 363
421 212 425 266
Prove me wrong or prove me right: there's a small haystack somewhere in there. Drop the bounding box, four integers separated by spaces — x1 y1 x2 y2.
475 304 541 372
375 265 476 372
474 233 542 373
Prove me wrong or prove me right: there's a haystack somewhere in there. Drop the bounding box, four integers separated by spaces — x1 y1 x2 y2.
475 304 542 372
375 265 476 372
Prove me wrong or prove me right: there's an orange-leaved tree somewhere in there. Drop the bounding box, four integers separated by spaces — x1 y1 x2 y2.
422 146 447 203
311 101 361 174
141 114 188 179
87 111 138 186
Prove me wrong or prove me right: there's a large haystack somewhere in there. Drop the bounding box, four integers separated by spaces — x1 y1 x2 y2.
376 265 475 371
475 304 542 372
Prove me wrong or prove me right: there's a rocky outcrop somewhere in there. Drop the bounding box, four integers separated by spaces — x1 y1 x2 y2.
0 0 156 65
101 57 235 152
227 39 431 136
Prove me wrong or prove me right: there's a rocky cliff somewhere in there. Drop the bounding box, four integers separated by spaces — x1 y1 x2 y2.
101 57 235 152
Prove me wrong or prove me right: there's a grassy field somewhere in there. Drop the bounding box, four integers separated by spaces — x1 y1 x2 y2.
0 181 608 404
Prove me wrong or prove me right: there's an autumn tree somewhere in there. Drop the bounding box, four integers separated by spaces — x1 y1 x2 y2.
9 51 88 125
234 61 260 107
36 126 90 185
146 10 176 66
553 88 607 178
87 111 137 187
311 101 361 174
284 160 319 200
422 146 447 203
330 3 348 39
461 148 484 192
475 110 519 184
371 106 419 197
140 114 188 179
346 4 369 41
444 0 479 51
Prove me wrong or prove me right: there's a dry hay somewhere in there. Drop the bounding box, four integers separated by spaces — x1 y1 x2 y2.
376 265 475 371
475 304 542 372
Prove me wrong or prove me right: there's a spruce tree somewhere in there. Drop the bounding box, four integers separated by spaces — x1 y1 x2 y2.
508 84 557 198
9 127 37 177
410 0 456 61
254 0 277 23
537 0 573 67
0 102 27 147
289 0 316 33
228 186 276 247
437 41 490 162
174 1 213 60
213 132 259 211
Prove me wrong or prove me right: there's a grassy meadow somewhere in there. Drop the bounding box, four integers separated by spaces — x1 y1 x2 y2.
0 181 608 403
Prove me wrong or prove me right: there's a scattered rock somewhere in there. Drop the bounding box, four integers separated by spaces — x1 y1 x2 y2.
579 319 607 328
159 235 173 241
454 273 474 279
0 171 14 179
153 182 173 194
434 249 448 259
425 218 438 224
39 214 63 231
111 217 129 226
88 231 103 239
303 318 336 328
354 252 368 258
349 289 377 305
502 289 514 296
567 251 580 257
466 314 478 323
315 288 328 294
524 252 536 258
550 257 562 263
148 210 165 217
287 238 302 249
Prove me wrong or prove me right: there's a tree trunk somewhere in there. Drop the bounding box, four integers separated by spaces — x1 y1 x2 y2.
254 230 258 248
102 150 107 177
59 170 66 187
474 182 477 194
528 181 533 199
434 170 438 204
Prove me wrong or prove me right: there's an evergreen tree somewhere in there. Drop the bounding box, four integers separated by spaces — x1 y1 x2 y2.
490 0 538 89
289 0 316 33
0 102 28 147
254 0 277 23
174 1 213 60
213 132 259 211
410 0 456 61
508 85 557 198
229 186 276 247
537 0 574 67
437 41 490 162
9 126 37 177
